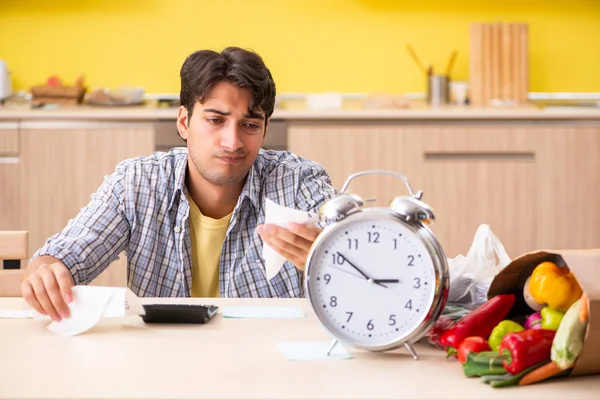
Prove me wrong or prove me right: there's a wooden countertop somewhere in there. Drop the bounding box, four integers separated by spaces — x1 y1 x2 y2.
0 296 599 399
2 103 600 121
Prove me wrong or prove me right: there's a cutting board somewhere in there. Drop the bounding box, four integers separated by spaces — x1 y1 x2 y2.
469 23 529 106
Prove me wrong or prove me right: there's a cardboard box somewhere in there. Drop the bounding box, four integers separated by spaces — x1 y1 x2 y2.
487 249 600 377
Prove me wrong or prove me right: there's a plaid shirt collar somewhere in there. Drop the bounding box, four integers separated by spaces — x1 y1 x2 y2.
168 150 263 212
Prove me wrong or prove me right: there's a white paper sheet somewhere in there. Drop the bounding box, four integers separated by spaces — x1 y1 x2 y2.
47 286 127 336
277 341 352 361
0 309 35 319
221 306 305 318
0 309 53 320
262 197 315 280
0 286 134 336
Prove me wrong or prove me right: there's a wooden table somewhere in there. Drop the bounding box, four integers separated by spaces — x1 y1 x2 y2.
1 297 599 399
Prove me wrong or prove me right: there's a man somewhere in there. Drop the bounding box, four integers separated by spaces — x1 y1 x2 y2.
21 47 336 322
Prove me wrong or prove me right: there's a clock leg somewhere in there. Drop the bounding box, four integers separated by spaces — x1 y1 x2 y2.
326 339 339 356
404 343 419 360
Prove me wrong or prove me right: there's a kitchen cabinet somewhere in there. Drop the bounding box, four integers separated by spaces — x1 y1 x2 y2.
0 121 20 232
534 127 600 250
19 121 155 286
152 119 288 152
287 123 600 259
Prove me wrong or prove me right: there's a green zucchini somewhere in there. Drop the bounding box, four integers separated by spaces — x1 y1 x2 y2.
551 299 589 370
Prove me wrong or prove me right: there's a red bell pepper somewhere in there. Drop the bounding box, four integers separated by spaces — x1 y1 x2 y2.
439 294 515 357
427 315 456 350
498 329 556 375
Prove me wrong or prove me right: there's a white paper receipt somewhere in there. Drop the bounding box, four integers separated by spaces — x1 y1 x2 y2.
0 286 143 336
46 286 127 336
262 197 316 280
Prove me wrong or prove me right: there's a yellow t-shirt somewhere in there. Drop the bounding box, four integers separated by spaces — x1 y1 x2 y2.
187 194 232 298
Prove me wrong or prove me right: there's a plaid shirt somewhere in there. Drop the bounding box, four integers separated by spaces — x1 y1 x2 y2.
33 148 336 298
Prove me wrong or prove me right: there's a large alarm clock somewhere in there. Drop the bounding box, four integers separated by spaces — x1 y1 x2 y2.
305 170 450 359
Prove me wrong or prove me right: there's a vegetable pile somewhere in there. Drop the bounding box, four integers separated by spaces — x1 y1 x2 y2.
431 261 590 388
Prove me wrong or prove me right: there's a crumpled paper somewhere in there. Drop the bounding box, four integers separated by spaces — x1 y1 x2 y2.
262 197 317 280
447 224 512 308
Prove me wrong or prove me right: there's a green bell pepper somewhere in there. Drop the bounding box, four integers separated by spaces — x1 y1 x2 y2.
541 307 565 331
488 320 524 352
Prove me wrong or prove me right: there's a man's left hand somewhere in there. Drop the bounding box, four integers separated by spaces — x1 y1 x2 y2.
256 223 322 270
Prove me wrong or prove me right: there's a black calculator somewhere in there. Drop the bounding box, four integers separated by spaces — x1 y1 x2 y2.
140 304 219 324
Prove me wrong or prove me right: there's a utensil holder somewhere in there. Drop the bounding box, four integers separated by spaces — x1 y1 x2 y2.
428 75 450 105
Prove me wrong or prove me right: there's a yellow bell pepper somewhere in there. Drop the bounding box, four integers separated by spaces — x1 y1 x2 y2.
528 262 582 313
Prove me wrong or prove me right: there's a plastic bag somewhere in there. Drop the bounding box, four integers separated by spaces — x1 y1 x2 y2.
447 224 512 309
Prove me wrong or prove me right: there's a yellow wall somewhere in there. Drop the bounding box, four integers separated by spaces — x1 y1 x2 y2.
1 0 599 94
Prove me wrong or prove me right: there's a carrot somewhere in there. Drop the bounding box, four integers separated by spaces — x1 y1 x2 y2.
580 293 589 323
518 361 564 386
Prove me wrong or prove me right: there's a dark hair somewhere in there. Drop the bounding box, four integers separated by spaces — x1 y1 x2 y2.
179 47 276 120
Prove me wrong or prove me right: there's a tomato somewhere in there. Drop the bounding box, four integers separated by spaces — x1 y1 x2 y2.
457 336 491 364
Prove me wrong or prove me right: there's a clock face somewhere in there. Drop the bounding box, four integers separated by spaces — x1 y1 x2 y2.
306 213 437 349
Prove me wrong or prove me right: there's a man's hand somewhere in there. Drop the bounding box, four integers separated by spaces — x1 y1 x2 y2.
256 222 322 270
21 257 74 322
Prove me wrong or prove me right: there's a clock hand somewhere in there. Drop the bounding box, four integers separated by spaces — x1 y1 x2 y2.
372 279 400 284
336 252 388 289
328 265 365 280
328 265 389 288
336 252 369 279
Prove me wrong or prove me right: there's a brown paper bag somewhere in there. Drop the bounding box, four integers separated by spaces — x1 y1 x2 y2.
487 249 600 377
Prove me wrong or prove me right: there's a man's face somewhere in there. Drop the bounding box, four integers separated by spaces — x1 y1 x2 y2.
177 81 267 187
